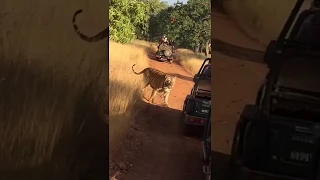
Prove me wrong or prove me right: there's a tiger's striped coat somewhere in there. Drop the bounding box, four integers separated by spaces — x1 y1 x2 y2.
132 64 176 106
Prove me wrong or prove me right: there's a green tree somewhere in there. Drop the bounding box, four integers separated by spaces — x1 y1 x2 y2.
147 0 211 49
109 0 150 43
109 0 211 50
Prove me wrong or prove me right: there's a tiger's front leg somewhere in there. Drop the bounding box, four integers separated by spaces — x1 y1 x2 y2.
149 89 157 104
163 91 170 107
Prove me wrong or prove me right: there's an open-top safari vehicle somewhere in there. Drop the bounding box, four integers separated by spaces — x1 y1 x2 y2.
155 40 175 63
228 0 320 179
181 58 211 134
201 107 211 180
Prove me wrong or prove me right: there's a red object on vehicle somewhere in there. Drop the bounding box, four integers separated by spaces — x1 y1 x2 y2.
187 116 206 125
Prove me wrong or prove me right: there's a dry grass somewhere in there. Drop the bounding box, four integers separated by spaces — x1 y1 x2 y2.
0 0 108 179
130 39 158 55
109 41 149 154
175 49 208 75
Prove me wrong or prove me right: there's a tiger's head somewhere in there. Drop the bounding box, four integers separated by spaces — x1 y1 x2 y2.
164 75 176 89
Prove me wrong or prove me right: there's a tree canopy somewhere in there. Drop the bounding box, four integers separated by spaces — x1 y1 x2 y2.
109 0 211 48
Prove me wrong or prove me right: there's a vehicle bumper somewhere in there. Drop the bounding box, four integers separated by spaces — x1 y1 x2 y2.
237 166 305 180
155 55 173 61
182 113 206 126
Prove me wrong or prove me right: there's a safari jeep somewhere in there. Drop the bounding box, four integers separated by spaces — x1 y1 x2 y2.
181 58 211 135
228 0 320 179
155 40 175 63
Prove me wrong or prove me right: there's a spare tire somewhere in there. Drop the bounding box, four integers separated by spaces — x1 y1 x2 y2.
159 44 168 51
164 49 172 57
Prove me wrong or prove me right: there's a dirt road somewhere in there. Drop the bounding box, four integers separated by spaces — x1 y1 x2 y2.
211 11 269 179
110 59 205 179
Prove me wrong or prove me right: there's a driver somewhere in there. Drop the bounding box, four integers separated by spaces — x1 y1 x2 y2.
158 35 169 50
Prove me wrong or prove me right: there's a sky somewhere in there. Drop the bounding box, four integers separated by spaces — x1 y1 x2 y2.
163 0 188 6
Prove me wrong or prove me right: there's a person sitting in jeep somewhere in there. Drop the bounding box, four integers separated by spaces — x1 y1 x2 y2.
161 35 168 43
158 36 169 49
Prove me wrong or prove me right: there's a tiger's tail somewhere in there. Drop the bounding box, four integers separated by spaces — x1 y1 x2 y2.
132 64 144 75
72 9 108 42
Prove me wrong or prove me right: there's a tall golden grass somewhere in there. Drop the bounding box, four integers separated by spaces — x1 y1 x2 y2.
0 0 108 179
175 49 208 75
109 41 149 154
130 40 206 75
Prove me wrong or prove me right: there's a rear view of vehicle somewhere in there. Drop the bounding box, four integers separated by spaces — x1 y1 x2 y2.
155 42 175 63
228 0 320 179
182 97 210 129
181 58 211 134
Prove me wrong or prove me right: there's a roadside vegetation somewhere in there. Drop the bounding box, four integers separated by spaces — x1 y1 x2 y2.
0 0 107 179
109 0 211 152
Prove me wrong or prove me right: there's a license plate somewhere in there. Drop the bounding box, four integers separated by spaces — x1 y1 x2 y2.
284 151 312 164
283 135 314 164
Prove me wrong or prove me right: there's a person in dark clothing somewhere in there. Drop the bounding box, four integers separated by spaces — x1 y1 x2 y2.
158 35 169 50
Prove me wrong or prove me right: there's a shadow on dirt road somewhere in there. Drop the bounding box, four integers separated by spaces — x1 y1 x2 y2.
211 38 265 63
168 73 193 82
112 100 204 180
211 151 231 180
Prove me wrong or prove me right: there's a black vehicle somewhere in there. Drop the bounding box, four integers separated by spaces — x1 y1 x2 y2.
155 40 175 63
201 108 211 180
228 0 320 179
181 58 211 134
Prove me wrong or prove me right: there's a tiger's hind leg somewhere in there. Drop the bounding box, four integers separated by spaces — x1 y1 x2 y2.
141 83 149 100
149 89 157 104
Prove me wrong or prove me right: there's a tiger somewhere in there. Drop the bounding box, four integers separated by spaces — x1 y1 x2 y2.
72 9 108 42
132 64 176 107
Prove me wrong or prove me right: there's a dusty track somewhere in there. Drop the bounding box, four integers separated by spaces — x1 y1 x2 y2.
110 59 205 179
211 11 268 179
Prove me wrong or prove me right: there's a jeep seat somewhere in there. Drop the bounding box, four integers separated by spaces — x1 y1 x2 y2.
200 64 211 78
276 57 320 94
295 11 320 47
290 9 316 39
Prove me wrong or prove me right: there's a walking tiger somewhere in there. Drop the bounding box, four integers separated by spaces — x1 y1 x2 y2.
132 64 176 107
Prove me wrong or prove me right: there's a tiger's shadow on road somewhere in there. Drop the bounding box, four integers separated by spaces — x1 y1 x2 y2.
211 38 265 63
167 73 194 82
